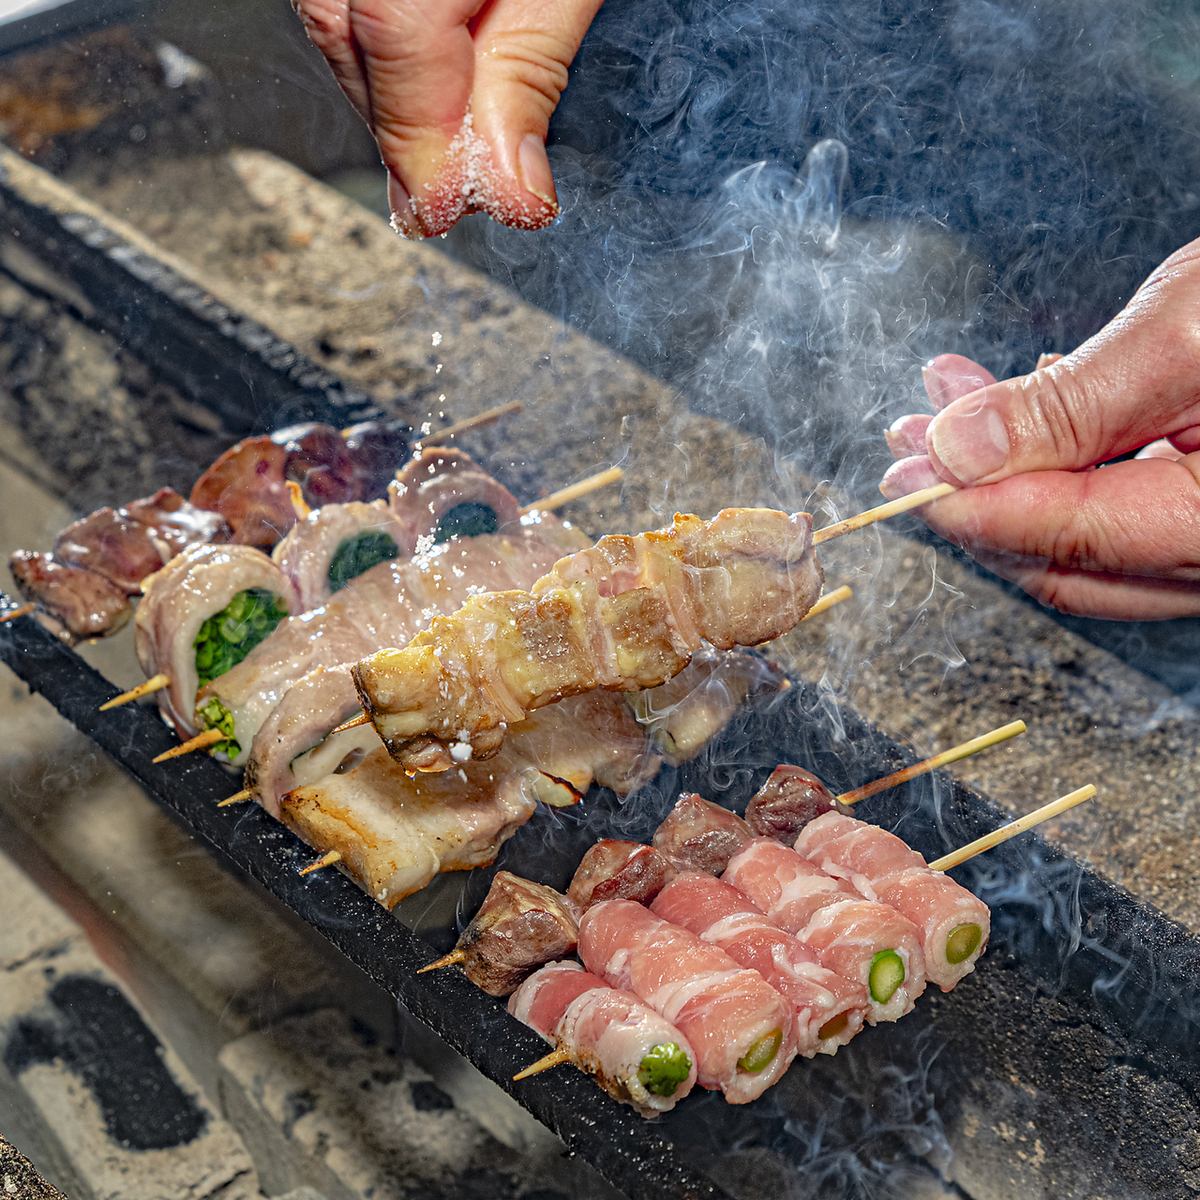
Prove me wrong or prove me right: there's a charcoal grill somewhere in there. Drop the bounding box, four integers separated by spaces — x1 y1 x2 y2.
2 87 1199 1200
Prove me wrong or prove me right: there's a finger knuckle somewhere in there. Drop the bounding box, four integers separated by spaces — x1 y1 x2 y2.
1022 362 1101 465
294 0 349 44
481 30 573 107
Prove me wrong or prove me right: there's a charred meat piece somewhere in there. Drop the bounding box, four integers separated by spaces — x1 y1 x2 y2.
124 488 229 560
353 508 823 772
275 422 358 506
190 436 296 548
439 872 580 996
651 792 754 875
567 840 676 910
744 765 851 843
53 507 167 595
342 419 413 500
9 550 130 642
508 962 697 1116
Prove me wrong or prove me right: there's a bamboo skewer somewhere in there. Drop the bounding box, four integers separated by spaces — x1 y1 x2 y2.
298 849 342 876
838 720 1027 807
0 602 36 625
100 673 171 711
417 948 466 974
513 1048 571 1081
812 482 956 545
520 467 624 515
801 584 853 622
420 401 523 447
218 789 253 808
331 712 371 735
929 784 1097 872
151 728 225 763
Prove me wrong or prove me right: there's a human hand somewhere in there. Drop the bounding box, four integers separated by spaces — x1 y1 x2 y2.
880 239 1200 619
293 0 602 237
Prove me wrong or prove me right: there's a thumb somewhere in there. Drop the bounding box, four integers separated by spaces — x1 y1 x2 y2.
926 242 1200 484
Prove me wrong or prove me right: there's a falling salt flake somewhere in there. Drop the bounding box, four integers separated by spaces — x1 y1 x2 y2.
420 421 432 437
435 363 443 374
450 742 472 763
432 331 443 347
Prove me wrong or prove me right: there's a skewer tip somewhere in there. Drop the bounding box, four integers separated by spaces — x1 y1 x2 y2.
151 727 225 763
298 849 342 877
99 672 171 711
331 711 371 735
0 602 36 625
416 948 467 975
513 1047 572 1082
218 788 253 808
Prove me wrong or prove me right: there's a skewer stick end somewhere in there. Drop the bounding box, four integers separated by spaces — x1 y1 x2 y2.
331 711 371 735
298 849 342 877
99 672 171 711
218 789 253 808
152 727 225 763
513 1047 572 1082
416 948 467 975
813 482 957 545
0 602 36 625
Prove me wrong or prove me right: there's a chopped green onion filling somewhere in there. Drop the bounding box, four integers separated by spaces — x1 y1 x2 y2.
945 923 983 965
194 588 288 689
637 1042 691 1097
327 531 399 593
432 502 499 544
196 696 240 759
817 1012 849 1042
868 949 906 1004
736 1028 783 1075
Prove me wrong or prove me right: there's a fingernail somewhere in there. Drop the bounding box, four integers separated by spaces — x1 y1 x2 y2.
928 405 1010 484
517 133 558 214
884 413 932 459
387 172 423 240
879 455 943 500
922 354 997 410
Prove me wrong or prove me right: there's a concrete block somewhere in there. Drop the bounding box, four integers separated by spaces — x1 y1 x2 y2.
0 856 259 1200
0 1131 68 1200
218 1008 612 1200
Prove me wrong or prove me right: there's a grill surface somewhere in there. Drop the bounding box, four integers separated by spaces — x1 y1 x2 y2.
3 604 1197 1200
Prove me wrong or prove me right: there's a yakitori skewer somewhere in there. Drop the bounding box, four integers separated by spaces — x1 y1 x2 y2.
812 482 956 545
322 581 855 745
0 602 36 625
929 784 1096 871
418 400 523 447
151 728 226 763
297 849 342 876
836 720 1027 806
102 463 624 717
218 788 253 808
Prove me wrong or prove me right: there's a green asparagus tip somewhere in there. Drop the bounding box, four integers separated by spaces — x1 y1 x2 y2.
737 1028 783 1075
637 1042 691 1097
817 1011 850 1042
945 923 983 965
868 949 906 1005
432 502 499 544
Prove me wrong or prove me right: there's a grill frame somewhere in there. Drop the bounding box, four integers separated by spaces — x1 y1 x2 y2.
3 601 1198 1200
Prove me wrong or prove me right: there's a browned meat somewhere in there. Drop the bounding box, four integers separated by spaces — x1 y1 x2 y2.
124 488 229 559
53 507 166 594
354 508 824 772
9 550 130 641
275 423 358 505
744 765 851 843
567 840 676 909
444 872 579 996
342 419 413 498
190 436 296 548
651 792 754 875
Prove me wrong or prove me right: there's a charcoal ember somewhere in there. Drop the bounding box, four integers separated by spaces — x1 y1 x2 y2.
744 765 850 843
568 840 675 910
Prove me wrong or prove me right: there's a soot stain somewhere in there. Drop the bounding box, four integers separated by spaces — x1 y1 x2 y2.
3 974 208 1150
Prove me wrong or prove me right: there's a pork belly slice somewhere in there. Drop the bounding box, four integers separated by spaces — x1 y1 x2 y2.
650 872 867 1057
744 764 852 844
509 962 698 1116
353 508 823 773
723 838 927 1024
577 899 797 1104
9 550 130 642
271 499 415 611
134 543 296 738
652 792 755 876
279 694 661 909
794 812 990 991
201 521 587 768
389 446 522 544
567 840 676 909
452 874 579 997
